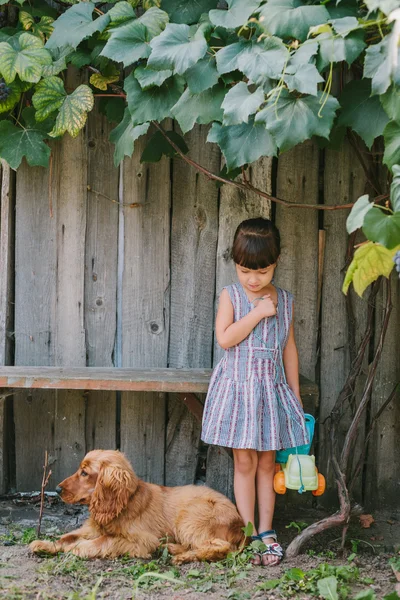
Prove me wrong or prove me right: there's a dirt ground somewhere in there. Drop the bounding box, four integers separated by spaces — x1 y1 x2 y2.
0 495 399 600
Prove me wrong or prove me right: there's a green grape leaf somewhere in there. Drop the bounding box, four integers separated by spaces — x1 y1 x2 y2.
42 46 73 77
364 37 400 96
148 24 207 75
346 194 373 233
390 165 400 212
99 96 125 124
364 0 400 16
329 16 359 36
383 121 400 171
69 48 92 69
101 21 151 67
0 33 52 84
255 90 339 152
137 8 169 38
221 82 264 125
289 40 319 66
207 119 277 170
236 37 290 84
184 56 219 93
140 129 189 162
258 0 330 42
363 207 400 250
161 0 216 25
109 108 150 166
19 12 54 42
338 79 389 148
0 79 21 114
46 2 110 50
381 85 400 121
343 242 399 297
108 1 135 26
209 0 261 29
124 72 184 125
101 8 168 67
284 63 324 96
171 83 226 133
316 30 366 70
134 65 172 90
32 76 94 137
216 39 252 75
90 65 120 90
317 576 338 600
0 107 51 169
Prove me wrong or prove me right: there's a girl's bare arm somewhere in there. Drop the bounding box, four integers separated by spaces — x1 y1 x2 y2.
282 319 302 406
215 289 273 349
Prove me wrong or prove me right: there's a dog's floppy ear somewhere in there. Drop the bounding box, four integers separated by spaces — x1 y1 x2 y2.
90 463 137 526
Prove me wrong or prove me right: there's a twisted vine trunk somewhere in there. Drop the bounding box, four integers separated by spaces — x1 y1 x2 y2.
286 278 394 558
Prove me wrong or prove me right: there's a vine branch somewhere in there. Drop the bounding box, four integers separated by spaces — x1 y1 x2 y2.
152 122 355 211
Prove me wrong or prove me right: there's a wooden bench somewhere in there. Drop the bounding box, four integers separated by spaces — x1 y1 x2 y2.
0 367 319 492
0 366 318 413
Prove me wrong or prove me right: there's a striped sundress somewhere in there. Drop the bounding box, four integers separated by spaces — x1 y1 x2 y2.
201 283 309 451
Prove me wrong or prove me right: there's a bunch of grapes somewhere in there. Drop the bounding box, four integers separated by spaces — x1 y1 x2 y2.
0 79 11 102
394 250 400 279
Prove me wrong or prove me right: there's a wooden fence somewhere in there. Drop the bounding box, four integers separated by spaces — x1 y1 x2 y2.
0 109 398 509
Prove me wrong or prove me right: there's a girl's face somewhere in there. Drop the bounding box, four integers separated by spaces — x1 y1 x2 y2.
235 263 277 294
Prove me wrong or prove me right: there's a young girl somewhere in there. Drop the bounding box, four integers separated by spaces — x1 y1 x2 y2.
201 217 308 567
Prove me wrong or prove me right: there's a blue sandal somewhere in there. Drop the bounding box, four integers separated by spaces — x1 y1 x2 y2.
252 530 284 565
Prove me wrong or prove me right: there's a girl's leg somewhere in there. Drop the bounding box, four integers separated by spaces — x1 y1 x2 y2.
256 450 280 566
232 448 259 564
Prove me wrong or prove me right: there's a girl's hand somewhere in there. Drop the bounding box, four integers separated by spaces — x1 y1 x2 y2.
252 294 276 318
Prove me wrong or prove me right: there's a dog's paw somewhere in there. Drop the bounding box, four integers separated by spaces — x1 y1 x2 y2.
29 540 57 555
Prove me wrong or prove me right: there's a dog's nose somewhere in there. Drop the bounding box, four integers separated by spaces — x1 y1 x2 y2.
55 486 62 495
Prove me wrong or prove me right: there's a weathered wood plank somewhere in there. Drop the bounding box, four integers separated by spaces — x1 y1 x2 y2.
275 141 319 382
0 161 15 494
14 154 57 491
166 125 219 487
366 274 400 508
119 130 170 484
14 69 87 489
85 109 119 450
319 141 367 505
0 368 318 395
206 157 272 499
47 69 87 485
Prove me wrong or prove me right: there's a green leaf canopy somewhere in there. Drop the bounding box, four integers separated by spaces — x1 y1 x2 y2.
258 0 330 42
109 108 150 167
363 208 400 250
221 82 264 125
209 0 261 29
161 0 216 25
0 33 52 84
256 90 339 152
338 80 389 148
124 72 184 125
32 76 94 137
208 119 277 170
148 23 208 75
171 83 226 133
46 2 110 50
0 107 51 169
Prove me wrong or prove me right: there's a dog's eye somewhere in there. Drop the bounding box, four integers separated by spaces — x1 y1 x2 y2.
81 470 88 477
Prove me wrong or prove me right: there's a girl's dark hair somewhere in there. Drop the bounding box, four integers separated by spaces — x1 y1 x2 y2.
231 218 280 269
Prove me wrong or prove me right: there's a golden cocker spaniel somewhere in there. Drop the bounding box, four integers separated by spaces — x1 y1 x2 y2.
30 449 245 563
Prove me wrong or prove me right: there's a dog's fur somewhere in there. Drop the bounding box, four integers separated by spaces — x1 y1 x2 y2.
30 450 245 563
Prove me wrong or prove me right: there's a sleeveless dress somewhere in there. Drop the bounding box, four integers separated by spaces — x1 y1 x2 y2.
201 283 309 451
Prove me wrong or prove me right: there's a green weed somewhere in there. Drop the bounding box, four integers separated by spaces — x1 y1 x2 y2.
257 562 361 599
39 554 89 579
286 520 308 534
